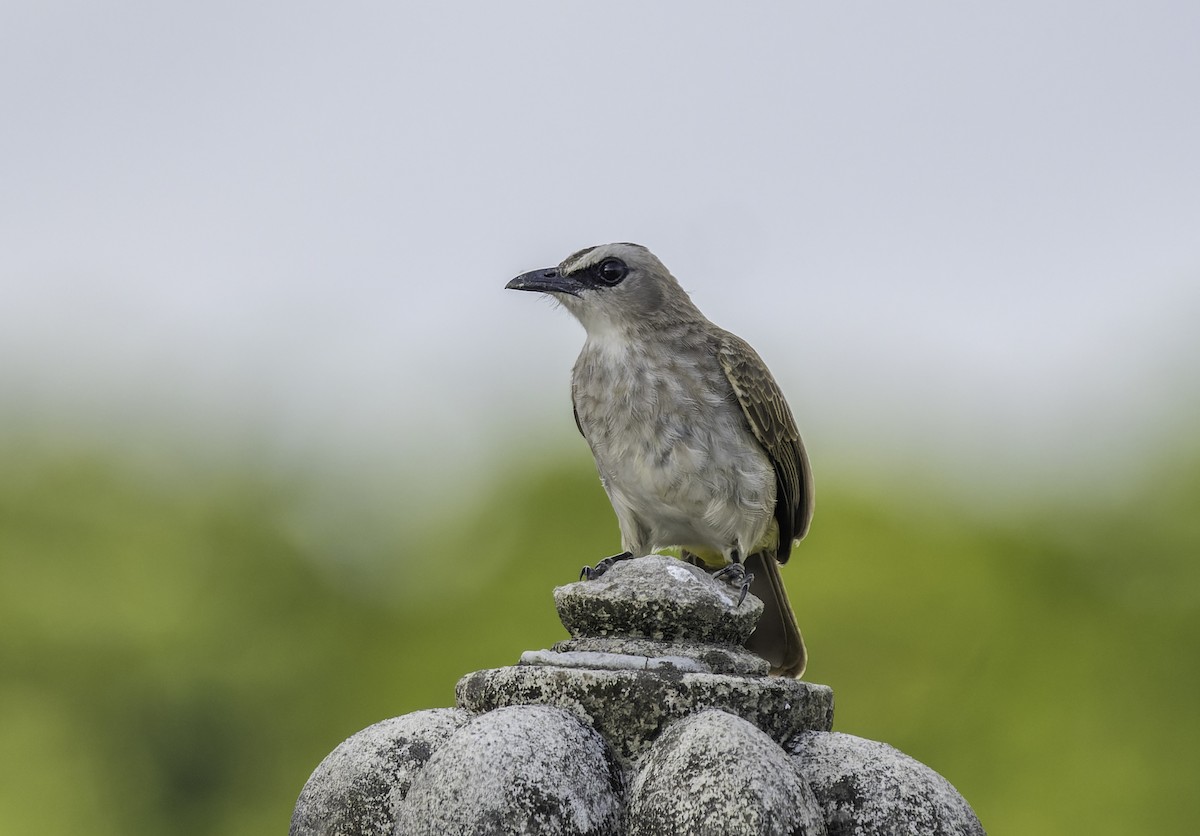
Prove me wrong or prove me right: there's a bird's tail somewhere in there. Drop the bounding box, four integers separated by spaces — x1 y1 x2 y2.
744 551 807 678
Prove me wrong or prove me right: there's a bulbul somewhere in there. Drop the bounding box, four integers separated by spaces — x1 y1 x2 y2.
506 243 814 678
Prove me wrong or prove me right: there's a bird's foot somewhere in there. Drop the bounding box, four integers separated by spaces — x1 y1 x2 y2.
580 551 634 581
713 563 755 607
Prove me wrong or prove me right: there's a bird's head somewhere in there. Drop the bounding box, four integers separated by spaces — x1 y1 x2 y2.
506 243 701 335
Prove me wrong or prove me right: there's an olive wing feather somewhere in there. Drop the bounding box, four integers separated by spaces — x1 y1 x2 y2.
717 332 814 562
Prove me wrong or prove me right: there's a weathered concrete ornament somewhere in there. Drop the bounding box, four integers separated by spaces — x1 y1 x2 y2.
291 556 986 835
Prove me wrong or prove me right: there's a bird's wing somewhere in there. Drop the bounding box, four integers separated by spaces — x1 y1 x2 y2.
572 399 585 438
717 332 814 562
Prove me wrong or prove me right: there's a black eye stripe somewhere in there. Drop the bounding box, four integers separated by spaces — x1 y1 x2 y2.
564 257 630 288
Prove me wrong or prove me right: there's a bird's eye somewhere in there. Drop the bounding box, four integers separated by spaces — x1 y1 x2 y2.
597 258 628 286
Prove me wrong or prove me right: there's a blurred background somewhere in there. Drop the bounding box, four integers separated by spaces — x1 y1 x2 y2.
2 2 1198 833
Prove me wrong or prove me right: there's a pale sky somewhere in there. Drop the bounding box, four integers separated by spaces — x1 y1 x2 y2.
2 1 1198 499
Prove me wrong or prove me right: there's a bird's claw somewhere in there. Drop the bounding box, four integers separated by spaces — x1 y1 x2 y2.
713 563 755 607
580 551 634 581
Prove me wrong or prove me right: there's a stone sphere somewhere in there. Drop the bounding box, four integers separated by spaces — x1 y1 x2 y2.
395 705 623 836
628 709 828 836
290 709 472 836
789 731 985 836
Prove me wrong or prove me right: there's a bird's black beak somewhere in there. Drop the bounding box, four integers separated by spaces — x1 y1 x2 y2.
505 268 583 297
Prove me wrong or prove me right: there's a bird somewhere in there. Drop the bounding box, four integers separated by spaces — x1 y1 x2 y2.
505 243 814 678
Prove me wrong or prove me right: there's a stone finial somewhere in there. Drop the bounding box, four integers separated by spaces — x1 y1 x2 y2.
291 553 986 835
458 555 834 762
555 554 764 644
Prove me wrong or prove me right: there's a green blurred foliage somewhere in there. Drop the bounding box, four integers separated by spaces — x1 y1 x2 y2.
0 434 1197 834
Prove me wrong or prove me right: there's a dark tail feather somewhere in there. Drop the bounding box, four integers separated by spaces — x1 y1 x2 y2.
744 551 807 678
